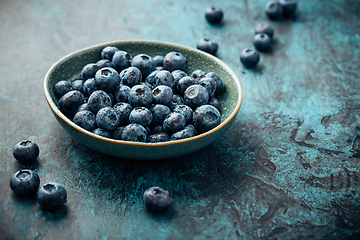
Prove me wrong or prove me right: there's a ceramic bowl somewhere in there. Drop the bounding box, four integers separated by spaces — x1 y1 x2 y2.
44 40 243 160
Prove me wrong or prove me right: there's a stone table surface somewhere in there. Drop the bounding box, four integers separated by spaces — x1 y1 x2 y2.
1 0 360 239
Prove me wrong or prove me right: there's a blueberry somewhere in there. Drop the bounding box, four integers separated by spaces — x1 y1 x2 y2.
149 124 166 135
13 140 40 164
113 102 133 125
265 0 283 19
129 107 153 127
143 186 172 212
94 67 120 92
37 182 67 210
177 76 196 96
153 55 164 67
183 84 209 110
279 0 297 16
152 85 173 106
81 63 101 80
92 128 112 138
198 77 217 98
10 169 40 196
101 46 120 60
120 66 142 87
145 69 160 88
240 48 260 68
82 78 98 97
73 110 97 131
87 90 112 113
154 70 175 89
171 124 197 140
112 50 132 72
163 112 186 133
113 84 130 103
59 90 85 114
54 80 73 99
255 23 275 39
197 38 218 55
171 69 188 88
205 6 223 24
96 107 120 131
71 79 84 92
173 104 193 124
128 84 153 107
150 104 171 124
253 33 272 51
193 105 221 133
96 59 116 69
163 52 187 72
112 126 125 140
76 102 91 112
131 54 156 79
169 94 184 110
121 123 148 142
190 69 206 82
208 97 220 110
147 132 170 143
205 72 225 96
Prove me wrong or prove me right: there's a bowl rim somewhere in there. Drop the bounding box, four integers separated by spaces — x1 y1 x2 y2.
43 39 243 147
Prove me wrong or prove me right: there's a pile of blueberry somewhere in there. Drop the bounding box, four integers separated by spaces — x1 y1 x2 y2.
10 140 67 211
55 46 226 143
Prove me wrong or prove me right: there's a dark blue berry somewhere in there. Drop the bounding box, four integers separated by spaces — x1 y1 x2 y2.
81 63 101 80
73 110 97 131
128 84 153 107
147 133 170 143
173 104 193 124
143 186 172 212
149 124 165 135
71 79 84 92
265 0 283 19
197 38 218 55
163 52 187 72
177 76 196 96
145 69 160 88
112 50 132 72
96 107 120 131
92 128 112 138
59 90 85 114
171 69 188 88
114 85 130 103
54 80 72 99
169 94 184 110
113 102 133 125
76 103 91 112
150 104 171 124
120 66 142 87
153 55 164 67
129 107 153 127
10 169 40 196
253 33 272 51
87 90 112 113
101 46 120 60
152 85 173 106
193 105 221 133
13 140 40 164
82 78 98 97
112 126 125 140
240 48 260 68
279 0 297 16
255 23 275 39
37 182 67 210
205 72 225 96
198 77 217 98
94 67 120 92
96 59 116 69
121 123 148 142
154 70 175 89
131 54 156 79
190 69 206 82
183 84 209 110
170 124 197 140
205 6 223 24
208 97 220 110
163 112 186 133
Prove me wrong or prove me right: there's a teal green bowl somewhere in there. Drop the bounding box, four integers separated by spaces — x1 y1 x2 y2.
44 40 243 160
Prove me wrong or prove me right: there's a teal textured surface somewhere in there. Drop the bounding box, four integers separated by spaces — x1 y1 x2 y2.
0 0 360 239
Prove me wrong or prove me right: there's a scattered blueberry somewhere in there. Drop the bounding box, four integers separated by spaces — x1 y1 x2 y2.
96 107 120 131
54 80 72 99
197 38 218 55
193 105 221 133
265 0 283 19
94 67 120 92
255 23 275 39
279 0 297 16
240 48 260 68
73 110 97 131
13 140 40 164
163 52 187 72
183 84 209 110
120 66 142 87
81 63 101 80
129 107 153 127
121 123 148 142
37 182 67 210
253 33 272 51
112 50 132 72
131 54 156 79
101 46 120 61
87 90 112 113
205 6 223 24
143 186 172 212
10 169 40 196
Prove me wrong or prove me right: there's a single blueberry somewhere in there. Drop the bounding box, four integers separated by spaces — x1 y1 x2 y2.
198 77 217 98
114 85 131 103
208 97 220 110
177 76 196 96
163 52 187 72
152 85 173 106
265 0 283 19
82 78 98 97
81 63 101 80
96 59 116 69
153 55 164 67
13 140 40 164
205 6 223 24
163 112 186 134
154 70 175 89
120 67 142 87
10 169 40 197
173 104 193 124
94 67 120 92
255 23 275 39
205 72 225 96
59 90 85 114
121 123 148 142
190 69 206 82
143 186 172 212
113 102 133 125
129 107 153 127
37 182 67 210
183 84 209 110
147 132 170 143
87 90 112 113
101 46 120 60
169 94 184 110
92 128 112 138
193 105 221 133
112 50 132 72
279 0 297 16
240 48 260 68
131 54 156 79
112 126 125 140
253 33 272 51
128 84 153 107
197 38 218 55
96 107 120 131
73 110 97 131
71 80 84 92
170 124 197 140
150 104 171 124
54 80 73 99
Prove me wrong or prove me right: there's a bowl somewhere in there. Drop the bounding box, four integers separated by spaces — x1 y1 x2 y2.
44 40 243 160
